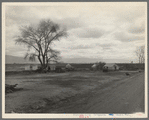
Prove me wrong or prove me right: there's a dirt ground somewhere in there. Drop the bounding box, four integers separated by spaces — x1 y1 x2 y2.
5 70 144 113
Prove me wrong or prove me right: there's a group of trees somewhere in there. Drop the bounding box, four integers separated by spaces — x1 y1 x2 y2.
135 46 145 63
15 19 67 71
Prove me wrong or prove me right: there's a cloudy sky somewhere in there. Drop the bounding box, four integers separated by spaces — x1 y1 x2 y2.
4 2 146 63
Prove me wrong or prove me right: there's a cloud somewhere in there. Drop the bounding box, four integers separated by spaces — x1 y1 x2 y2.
5 6 41 27
6 45 28 57
4 3 146 63
127 17 145 34
71 27 105 38
68 44 93 50
55 17 85 30
128 26 145 34
6 6 85 30
114 31 145 42
114 4 146 23
95 43 116 50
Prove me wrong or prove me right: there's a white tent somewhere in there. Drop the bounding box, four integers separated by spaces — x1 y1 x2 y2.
91 64 97 70
92 64 97 68
66 64 72 69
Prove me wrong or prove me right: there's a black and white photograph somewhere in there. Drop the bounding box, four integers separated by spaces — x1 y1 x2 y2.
2 2 147 118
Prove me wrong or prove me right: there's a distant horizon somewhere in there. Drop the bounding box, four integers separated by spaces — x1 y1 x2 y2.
5 54 138 64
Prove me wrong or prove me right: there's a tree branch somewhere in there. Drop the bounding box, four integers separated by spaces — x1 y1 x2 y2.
16 38 39 52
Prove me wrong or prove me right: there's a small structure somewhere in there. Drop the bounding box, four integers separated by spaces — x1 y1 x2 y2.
65 64 74 71
48 63 67 72
25 65 30 70
66 64 72 69
91 64 97 70
25 65 38 71
55 63 66 72
32 65 38 70
49 64 56 71
103 63 119 72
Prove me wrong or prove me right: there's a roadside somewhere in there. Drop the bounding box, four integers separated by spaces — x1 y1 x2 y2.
5 71 143 113
44 72 144 113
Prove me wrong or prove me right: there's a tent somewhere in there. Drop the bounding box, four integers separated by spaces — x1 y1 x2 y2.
66 64 72 69
65 64 74 71
91 64 97 70
103 63 119 71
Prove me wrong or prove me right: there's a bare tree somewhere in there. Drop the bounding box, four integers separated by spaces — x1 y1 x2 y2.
15 19 67 71
135 45 145 63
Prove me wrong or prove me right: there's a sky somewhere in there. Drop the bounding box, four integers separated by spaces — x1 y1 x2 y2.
4 2 147 63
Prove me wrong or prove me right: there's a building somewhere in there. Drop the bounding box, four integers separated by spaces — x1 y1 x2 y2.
103 63 119 72
49 64 56 71
32 65 38 70
25 65 30 70
48 63 67 72
24 65 38 71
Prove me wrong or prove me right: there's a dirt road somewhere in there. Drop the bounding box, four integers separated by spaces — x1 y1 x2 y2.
45 72 145 113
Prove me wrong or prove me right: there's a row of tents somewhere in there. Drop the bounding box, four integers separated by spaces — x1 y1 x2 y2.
24 63 120 72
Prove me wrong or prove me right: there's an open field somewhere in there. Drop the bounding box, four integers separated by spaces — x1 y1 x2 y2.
5 70 144 113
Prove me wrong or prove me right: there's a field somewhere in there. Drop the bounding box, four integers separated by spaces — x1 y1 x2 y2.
5 70 144 113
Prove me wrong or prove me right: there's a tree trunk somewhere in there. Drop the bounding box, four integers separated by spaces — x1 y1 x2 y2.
38 55 42 65
42 56 45 67
41 56 48 72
